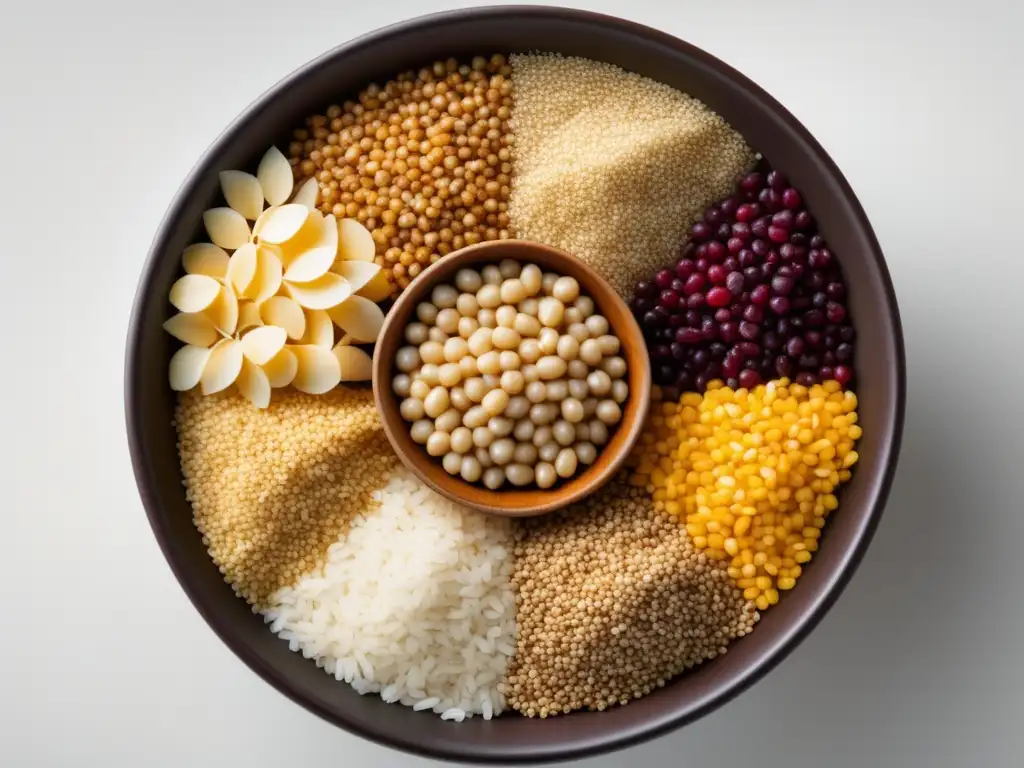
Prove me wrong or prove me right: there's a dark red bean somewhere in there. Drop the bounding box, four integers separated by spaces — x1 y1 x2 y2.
707 286 731 308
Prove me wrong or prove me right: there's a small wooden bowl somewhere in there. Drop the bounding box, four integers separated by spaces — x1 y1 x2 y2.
372 240 652 517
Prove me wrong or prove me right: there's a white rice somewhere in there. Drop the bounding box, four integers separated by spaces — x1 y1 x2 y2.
262 468 517 720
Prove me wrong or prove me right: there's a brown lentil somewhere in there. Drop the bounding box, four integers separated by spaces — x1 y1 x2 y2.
508 54 756 297
502 478 758 717
174 388 398 607
287 55 515 297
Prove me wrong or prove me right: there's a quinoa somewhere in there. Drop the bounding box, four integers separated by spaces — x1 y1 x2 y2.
174 387 397 607
508 54 756 297
502 478 758 717
287 56 515 297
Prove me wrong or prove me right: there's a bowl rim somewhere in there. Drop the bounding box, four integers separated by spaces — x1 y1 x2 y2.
125 5 906 763
371 239 653 517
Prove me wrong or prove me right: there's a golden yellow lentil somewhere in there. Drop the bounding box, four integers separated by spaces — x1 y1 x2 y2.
175 387 398 607
287 56 515 297
630 379 860 610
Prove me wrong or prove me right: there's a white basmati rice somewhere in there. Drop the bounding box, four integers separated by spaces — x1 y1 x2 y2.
263 468 516 720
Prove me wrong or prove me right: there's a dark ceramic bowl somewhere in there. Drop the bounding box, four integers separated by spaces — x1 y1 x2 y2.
125 6 905 764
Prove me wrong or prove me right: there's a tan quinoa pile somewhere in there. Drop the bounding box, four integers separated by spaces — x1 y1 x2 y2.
287 56 515 297
501 478 758 717
174 388 398 607
508 54 756 297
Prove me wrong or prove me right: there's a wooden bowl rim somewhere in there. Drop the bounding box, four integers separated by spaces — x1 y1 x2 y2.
372 239 653 517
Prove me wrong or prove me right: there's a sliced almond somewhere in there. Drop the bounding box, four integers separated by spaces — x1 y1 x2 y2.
284 246 336 283
163 312 219 347
247 246 283 305
239 325 287 366
226 242 258 295
278 209 324 265
219 170 264 220
251 204 276 240
291 177 319 211
182 243 229 279
285 272 352 310
203 207 250 250
169 274 220 313
237 301 263 333
256 203 309 245
205 283 239 335
332 260 381 294
260 295 305 340
357 269 392 302
236 358 272 408
169 345 212 391
326 295 385 342
337 218 376 262
333 345 373 382
200 339 243 395
290 344 342 394
263 346 298 388
301 309 334 348
284 212 338 281
257 146 294 206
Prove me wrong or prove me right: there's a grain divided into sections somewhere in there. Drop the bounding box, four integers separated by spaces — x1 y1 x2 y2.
166 52 864 723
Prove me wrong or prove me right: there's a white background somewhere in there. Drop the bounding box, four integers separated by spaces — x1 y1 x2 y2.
3 0 1021 765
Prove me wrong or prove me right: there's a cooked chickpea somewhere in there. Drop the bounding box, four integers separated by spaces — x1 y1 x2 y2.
394 262 625 489
538 297 565 327
410 419 433 444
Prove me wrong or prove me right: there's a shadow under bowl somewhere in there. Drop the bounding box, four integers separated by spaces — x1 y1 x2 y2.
125 6 905 764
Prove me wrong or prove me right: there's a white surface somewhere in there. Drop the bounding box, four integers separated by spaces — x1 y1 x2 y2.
2 0 1021 765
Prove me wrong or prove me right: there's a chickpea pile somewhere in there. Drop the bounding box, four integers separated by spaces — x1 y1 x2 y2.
393 259 628 490
286 56 514 297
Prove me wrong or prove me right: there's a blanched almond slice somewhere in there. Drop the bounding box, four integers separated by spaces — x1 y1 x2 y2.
333 344 373 382
257 146 294 206
332 260 381 294
278 210 323 265
290 344 341 394
203 207 250 250
284 213 338 280
260 295 305 340
182 243 229 279
251 204 276 240
256 203 309 245
284 246 335 283
326 295 385 342
237 301 263 333
205 283 238 335
285 272 352 310
291 177 319 211
169 274 220 313
336 333 353 347
239 325 287 365
219 170 264 221
263 346 298 388
169 345 212 391
227 243 258 295
163 312 219 347
357 269 392 302
337 218 376 262
248 246 283 305
200 339 243 395
301 309 334 348
236 358 272 408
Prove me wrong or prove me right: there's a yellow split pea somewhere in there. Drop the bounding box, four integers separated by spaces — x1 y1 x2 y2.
630 379 861 611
